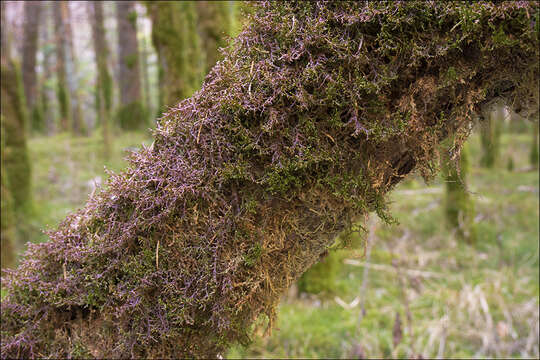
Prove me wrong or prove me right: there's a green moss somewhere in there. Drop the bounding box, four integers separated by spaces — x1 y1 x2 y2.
243 243 263 267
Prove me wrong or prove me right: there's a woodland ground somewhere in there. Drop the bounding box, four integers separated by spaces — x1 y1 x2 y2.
5 124 539 358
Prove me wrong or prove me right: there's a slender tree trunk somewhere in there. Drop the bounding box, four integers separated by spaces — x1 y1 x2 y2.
64 2 86 136
442 142 476 244
148 1 203 112
480 104 503 168
116 1 146 130
140 35 152 119
39 1 57 135
195 1 231 74
531 120 539 169
1 3 33 225
53 2 72 133
22 1 43 133
90 2 112 160
0 1 16 270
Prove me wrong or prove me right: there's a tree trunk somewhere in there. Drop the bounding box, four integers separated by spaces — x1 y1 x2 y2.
64 2 86 136
442 142 477 244
39 1 57 135
90 2 112 160
22 1 43 133
148 1 203 112
480 104 504 168
53 1 72 133
530 120 539 169
116 1 146 130
0 2 16 270
140 35 152 120
195 1 231 74
1 2 538 358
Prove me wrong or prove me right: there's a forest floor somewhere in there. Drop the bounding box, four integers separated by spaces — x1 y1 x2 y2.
11 127 540 358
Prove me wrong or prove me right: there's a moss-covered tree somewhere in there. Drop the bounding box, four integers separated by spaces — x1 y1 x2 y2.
530 120 539 169
89 2 113 159
480 103 504 168
53 1 72 133
442 141 477 244
64 2 86 136
1 118 16 270
195 1 232 74
116 1 146 130
148 1 204 113
22 1 43 133
1 2 538 358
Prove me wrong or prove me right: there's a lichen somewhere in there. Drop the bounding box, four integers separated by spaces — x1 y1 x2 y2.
1 2 538 359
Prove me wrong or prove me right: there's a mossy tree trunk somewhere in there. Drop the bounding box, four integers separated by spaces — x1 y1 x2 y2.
53 1 72 133
116 1 146 130
65 2 86 136
530 120 539 169
480 104 504 168
140 35 152 120
1 3 537 358
1 5 33 252
195 1 232 75
148 1 203 113
442 142 477 244
22 1 43 134
39 2 56 135
1 116 16 269
90 2 112 159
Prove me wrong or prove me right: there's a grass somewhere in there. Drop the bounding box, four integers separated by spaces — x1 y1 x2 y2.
5 123 539 358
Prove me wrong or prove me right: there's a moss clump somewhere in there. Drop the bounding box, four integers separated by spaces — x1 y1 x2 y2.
1 2 538 359
116 101 147 130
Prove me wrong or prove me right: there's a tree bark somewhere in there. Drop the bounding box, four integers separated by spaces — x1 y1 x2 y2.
22 1 42 133
64 2 86 136
116 1 145 130
442 141 477 244
89 2 112 160
148 1 203 112
195 1 231 75
1 2 538 359
53 1 72 133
